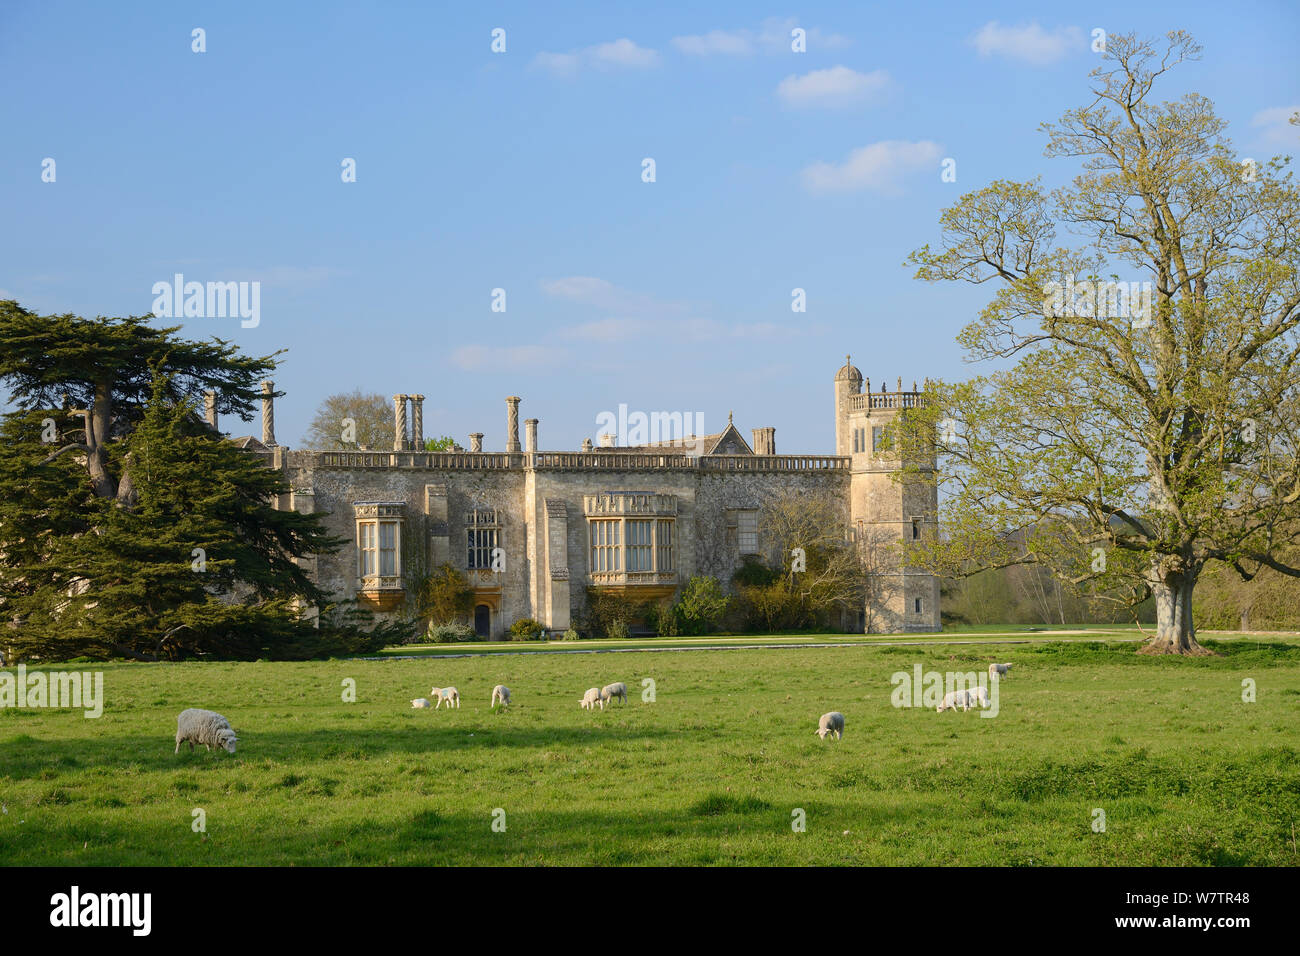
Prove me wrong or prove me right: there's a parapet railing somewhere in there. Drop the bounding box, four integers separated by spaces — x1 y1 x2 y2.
313 450 850 473
533 452 695 470
318 451 522 469
698 455 846 471
845 391 925 411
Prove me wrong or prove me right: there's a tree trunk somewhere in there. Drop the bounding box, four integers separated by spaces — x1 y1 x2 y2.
1140 572 1214 656
87 378 117 499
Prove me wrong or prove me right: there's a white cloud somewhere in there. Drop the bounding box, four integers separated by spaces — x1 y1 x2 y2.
589 38 659 69
1251 105 1300 147
543 277 804 342
777 66 890 108
672 17 850 56
533 38 658 75
532 52 579 76
450 344 568 371
801 140 943 195
672 30 754 56
969 21 1083 66
541 276 686 316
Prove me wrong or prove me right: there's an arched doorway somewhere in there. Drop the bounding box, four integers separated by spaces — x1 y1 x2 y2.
474 604 491 639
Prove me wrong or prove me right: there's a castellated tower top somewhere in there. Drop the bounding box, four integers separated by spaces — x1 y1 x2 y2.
835 354 863 383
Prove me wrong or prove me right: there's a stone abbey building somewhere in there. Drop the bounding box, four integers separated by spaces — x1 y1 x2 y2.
227 357 940 638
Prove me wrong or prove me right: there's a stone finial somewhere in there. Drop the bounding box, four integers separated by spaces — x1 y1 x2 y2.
582 437 593 452
393 394 408 451
470 432 484 453
204 390 218 430
260 380 276 446
728 410 734 425
524 418 538 454
897 376 902 392
506 397 521 453
410 394 425 450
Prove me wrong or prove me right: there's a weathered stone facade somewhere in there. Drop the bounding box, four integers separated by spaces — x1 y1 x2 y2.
253 358 940 638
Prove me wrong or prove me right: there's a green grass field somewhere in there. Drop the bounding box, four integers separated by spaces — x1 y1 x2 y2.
2 636 1298 866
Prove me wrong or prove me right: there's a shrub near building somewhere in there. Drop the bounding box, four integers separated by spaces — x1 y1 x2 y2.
509 618 546 641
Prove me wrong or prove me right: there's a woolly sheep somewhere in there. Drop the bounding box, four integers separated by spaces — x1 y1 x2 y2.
816 711 844 740
491 685 511 708
411 697 433 709
580 687 603 711
936 687 989 713
432 686 460 709
988 662 1013 679
599 682 627 705
175 708 238 754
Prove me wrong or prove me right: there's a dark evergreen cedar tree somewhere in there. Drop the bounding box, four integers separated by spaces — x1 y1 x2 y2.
0 301 406 660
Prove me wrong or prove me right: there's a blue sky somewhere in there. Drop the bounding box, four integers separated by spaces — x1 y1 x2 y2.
3 0 1298 451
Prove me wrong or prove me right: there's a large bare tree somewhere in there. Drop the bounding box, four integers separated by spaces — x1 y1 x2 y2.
898 32 1300 654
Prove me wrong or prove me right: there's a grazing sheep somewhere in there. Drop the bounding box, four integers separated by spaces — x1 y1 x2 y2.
491 685 511 708
580 687 603 711
175 708 238 754
816 711 845 740
432 686 460 709
411 697 433 709
599 682 627 705
937 687 989 713
988 662 1013 679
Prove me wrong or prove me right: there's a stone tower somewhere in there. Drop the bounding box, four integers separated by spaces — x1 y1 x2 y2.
836 358 940 632
833 355 863 457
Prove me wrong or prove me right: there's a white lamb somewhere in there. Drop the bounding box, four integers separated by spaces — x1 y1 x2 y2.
937 690 964 713
988 662 1013 679
937 687 989 713
432 686 460 709
175 708 238 754
816 711 845 740
491 685 511 708
411 698 433 709
599 682 627 705
580 687 603 711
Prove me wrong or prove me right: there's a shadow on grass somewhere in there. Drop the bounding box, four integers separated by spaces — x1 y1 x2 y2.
0 724 681 777
2 795 1279 866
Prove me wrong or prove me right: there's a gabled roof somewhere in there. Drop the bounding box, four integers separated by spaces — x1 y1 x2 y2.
622 418 754 457
229 435 269 452
699 421 753 456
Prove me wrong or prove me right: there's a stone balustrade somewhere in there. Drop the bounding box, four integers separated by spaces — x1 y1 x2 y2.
845 391 925 412
315 450 849 472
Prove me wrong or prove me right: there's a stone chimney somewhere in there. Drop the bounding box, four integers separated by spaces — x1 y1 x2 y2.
505 397 521 453
470 432 483 453
752 427 775 456
524 418 538 453
410 394 424 450
393 394 408 451
204 390 218 431
582 437 593 453
260 380 276 446
599 433 616 448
